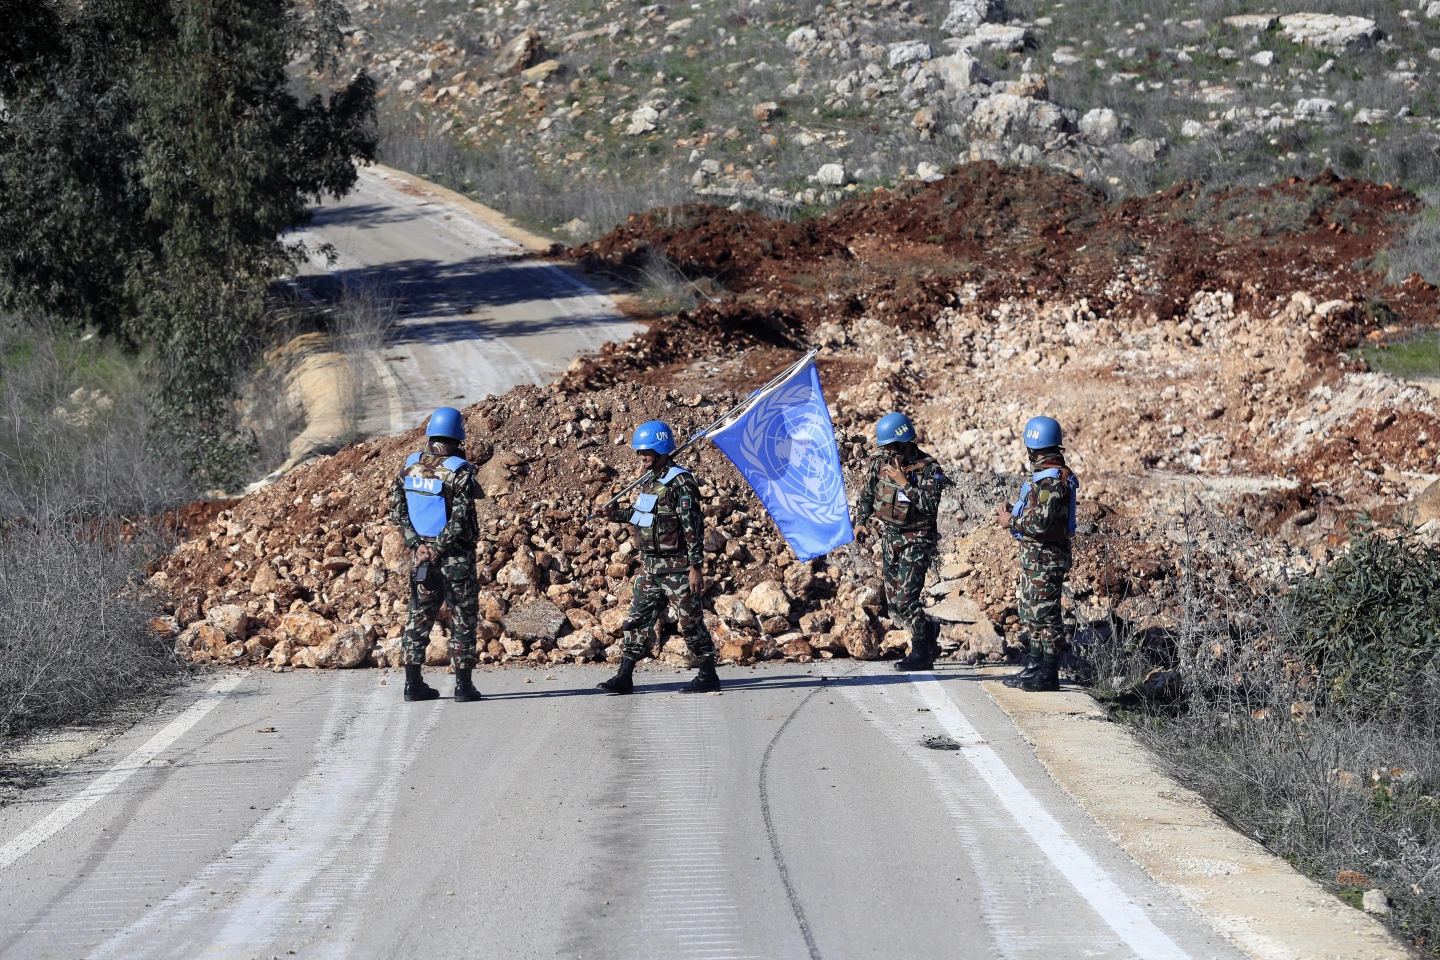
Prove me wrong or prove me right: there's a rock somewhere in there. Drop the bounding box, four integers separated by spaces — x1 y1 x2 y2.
751 101 781 122
493 28 545 75
1125 137 1168 162
205 604 249 641
852 583 884 616
250 563 279 596
837 614 880 659
782 638 815 660
888 41 934 69
332 627 371 668
799 610 833 636
426 627 453 665
1139 667 1180 700
942 0 1005 36
702 527 728 553
626 103 661 136
1362 889 1390 914
925 52 982 91
559 625 605 659
560 218 590 238
1353 108 1390 126
914 161 944 182
719 639 755 662
1413 477 1440 525
745 581 792 619
1079 107 1120 143
928 595 986 623
1279 14 1380 52
503 598 568 642
966 93 1074 141
816 163 850 187
961 23 1029 52
1294 98 1338 121
269 637 294 667
808 631 848 656
880 629 910 656
176 622 228 659
723 539 750 563
760 615 791 636
664 17 693 36
479 593 508 622
1430 1 1440 18
713 594 759 628
941 621 1003 660
1249 50 1274 66
1223 14 1278 32
600 607 629 637
474 456 514 497
381 531 410 573
783 563 816 601
499 550 542 592
785 26 818 51
520 59 563 82
1180 118 1206 138
279 610 335 647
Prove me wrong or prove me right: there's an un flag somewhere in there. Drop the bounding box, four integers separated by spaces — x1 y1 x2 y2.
708 361 854 562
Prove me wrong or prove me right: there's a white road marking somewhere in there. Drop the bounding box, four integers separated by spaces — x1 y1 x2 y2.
0 672 247 872
908 674 1193 960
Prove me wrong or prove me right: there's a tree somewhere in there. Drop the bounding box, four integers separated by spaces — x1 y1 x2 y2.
0 0 376 486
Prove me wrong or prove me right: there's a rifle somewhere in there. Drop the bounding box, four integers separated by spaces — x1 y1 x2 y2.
586 349 819 520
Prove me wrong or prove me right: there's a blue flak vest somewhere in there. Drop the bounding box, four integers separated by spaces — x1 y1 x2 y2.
630 465 689 528
402 452 471 539
1010 467 1079 542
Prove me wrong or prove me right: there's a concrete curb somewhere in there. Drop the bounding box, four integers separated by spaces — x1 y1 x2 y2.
367 163 557 254
979 673 1414 960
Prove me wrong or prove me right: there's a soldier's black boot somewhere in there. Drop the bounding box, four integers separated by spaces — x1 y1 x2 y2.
894 625 936 671
453 668 483 702
1017 660 1060 693
1003 651 1042 688
598 656 636 695
681 659 722 693
403 664 440 702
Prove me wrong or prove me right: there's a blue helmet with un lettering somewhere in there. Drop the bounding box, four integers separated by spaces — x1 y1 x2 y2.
631 420 677 455
875 411 916 446
1022 416 1062 450
426 406 465 442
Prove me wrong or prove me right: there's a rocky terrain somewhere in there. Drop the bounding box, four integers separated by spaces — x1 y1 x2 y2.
155 160 1440 674
309 0 1440 240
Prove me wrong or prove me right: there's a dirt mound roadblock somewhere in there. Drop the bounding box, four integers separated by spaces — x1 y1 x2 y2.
155 163 1439 670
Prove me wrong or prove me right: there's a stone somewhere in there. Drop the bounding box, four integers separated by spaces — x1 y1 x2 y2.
520 59 563 82
503 598 568 641
914 161 944 182
798 610 833 635
381 530 410 573
1362 889 1390 914
785 26 818 51
928 594 987 623
783 638 815 660
474 455 513 498
559 219 590 241
942 0 1005 36
816 163 850 187
852 583 884 616
493 28 545 75
719 640 755 662
751 101 781 122
1249 50 1274 66
963 23 1029 52
251 563 279 596
269 638 295 667
332 627 371 668
1223 14 1278 32
664 17 693 36
966 93 1074 141
627 103 661 136
783 563 816 601
925 52 982 91
1180 118 1206 138
479 593 508 622
1126 137 1168 162
745 581 792 619
205 604 249 641
880 629 910 656
558 625 605 659
837 614 880 659
600 606 629 637
1353 108 1390 125
176 622 228 659
1278 14 1380 52
1294 98 1338 121
1430 1 1440 18
702 527 728 553
499 550 542 592
760 615 791 636
887 41 934 69
1079 107 1120 143
427 627 454 665
723 539 750 563
713 594 759 628
1411 476 1440 525
279 610 335 647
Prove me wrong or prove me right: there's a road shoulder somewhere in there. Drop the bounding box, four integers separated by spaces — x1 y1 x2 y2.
368 162 557 254
980 673 1413 960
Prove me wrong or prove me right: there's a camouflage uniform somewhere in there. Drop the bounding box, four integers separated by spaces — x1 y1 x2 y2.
1008 454 1077 664
390 448 480 669
855 449 947 649
620 468 715 662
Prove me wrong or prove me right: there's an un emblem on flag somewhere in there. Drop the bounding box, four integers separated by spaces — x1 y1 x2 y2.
736 378 848 524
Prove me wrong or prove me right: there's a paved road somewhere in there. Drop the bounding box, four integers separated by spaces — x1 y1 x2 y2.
291 167 638 437
0 663 1245 960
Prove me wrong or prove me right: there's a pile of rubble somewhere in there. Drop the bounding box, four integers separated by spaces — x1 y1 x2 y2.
156 162 1440 672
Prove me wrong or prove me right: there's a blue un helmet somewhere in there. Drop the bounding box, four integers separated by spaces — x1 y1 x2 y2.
1022 416 1063 450
631 420 677 455
426 406 466 442
875 411 916 446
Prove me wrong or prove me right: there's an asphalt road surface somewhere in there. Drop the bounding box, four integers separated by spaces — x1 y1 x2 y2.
291 167 638 437
0 663 1247 960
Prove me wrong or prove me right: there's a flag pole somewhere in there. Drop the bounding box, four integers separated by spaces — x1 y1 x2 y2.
586 348 819 519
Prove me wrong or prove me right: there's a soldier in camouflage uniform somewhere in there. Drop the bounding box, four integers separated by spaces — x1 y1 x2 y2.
597 420 719 695
390 406 483 703
854 412 949 672
998 415 1079 693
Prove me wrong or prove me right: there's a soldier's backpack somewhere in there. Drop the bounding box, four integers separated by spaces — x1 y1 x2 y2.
1009 466 1079 542
401 452 471 538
